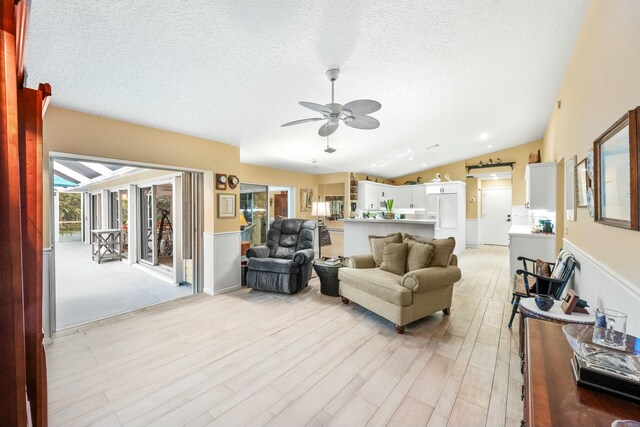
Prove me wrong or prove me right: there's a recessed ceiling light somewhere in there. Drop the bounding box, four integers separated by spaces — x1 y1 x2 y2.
379 165 385 168
422 163 427 167
371 163 377 167
409 157 414 161
407 148 413 152
487 145 493 149
480 133 489 140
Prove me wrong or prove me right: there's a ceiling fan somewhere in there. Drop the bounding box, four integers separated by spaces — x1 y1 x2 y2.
281 69 381 137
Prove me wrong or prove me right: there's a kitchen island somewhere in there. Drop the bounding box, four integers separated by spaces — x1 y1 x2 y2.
343 218 436 256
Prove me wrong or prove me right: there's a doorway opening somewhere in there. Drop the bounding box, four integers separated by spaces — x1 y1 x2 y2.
51 156 203 331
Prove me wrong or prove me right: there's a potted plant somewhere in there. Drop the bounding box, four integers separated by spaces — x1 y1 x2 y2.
384 199 394 219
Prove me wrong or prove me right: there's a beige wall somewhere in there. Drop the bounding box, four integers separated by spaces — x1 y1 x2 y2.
318 183 344 198
466 178 481 220
465 140 540 207
392 140 540 218
481 178 512 189
393 160 466 185
43 107 241 247
541 0 640 287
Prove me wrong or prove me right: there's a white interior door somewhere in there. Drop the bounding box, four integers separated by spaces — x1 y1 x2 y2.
482 188 512 246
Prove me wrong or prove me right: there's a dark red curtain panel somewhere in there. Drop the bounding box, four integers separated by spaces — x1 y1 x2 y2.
0 0 29 425
1 0 49 425
18 85 49 427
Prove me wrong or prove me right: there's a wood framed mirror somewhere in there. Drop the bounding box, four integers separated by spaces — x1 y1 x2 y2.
593 106 640 230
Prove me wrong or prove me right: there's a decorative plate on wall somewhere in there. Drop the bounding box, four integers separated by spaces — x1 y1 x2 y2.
586 148 594 181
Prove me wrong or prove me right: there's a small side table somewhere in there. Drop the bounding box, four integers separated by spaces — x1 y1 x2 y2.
312 260 344 297
518 297 594 367
241 255 248 286
91 229 122 264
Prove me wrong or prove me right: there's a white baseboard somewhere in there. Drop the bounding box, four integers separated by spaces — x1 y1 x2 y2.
215 284 242 295
563 238 640 336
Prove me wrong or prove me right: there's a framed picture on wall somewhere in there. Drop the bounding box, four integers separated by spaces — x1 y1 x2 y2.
565 155 576 221
300 188 313 212
593 107 640 230
217 193 236 218
576 157 590 208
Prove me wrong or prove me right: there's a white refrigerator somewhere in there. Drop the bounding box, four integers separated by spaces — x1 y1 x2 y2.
424 182 466 254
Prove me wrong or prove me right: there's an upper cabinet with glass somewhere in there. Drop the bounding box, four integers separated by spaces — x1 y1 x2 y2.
593 107 640 230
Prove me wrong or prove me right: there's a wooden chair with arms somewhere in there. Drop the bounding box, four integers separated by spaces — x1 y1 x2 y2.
507 249 576 328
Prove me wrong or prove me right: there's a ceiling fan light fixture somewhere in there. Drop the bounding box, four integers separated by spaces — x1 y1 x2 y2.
282 68 381 137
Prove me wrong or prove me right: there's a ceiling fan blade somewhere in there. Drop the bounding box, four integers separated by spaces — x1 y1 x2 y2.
281 117 323 127
342 99 381 115
344 115 380 130
319 122 339 137
299 101 332 115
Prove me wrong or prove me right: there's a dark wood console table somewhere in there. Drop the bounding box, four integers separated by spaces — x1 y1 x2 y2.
524 319 640 426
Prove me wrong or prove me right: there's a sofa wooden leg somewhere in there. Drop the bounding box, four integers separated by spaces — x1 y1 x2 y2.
395 325 405 334
443 307 451 315
341 297 349 304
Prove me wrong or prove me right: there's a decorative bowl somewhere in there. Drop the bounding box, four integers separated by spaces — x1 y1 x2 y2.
534 295 554 311
562 324 640 378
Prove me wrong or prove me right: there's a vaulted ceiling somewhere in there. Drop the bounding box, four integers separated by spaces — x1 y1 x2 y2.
27 0 588 178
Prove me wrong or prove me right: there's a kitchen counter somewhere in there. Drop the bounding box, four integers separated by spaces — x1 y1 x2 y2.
344 218 437 225
344 218 436 256
508 224 555 239
509 224 557 277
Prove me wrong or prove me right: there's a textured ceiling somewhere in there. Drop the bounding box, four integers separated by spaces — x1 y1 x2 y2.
27 0 588 178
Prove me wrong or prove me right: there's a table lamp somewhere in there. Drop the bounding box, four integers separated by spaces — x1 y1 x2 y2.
311 201 330 259
239 214 248 229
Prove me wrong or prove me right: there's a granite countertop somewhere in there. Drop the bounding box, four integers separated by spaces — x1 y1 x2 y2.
343 218 437 225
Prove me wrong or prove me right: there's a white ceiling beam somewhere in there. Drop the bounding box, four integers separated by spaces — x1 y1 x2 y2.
53 162 91 184
80 161 115 177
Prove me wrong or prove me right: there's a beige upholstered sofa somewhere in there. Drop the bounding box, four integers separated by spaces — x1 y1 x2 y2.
338 235 462 334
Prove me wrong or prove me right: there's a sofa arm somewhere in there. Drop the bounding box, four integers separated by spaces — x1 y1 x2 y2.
293 248 314 265
246 245 270 259
345 254 376 269
450 255 458 267
401 266 462 293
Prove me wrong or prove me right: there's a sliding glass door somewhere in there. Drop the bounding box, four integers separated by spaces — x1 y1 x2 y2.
140 186 157 265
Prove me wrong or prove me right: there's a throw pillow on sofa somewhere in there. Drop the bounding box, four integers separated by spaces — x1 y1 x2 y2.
369 232 403 266
404 234 455 268
405 240 436 272
380 242 408 276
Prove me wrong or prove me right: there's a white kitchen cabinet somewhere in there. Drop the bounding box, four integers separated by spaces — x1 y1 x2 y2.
525 162 556 211
394 186 412 208
509 225 556 278
357 181 394 210
424 182 466 254
394 184 428 209
410 185 427 209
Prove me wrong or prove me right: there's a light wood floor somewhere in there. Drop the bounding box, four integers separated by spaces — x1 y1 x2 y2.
46 245 523 427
